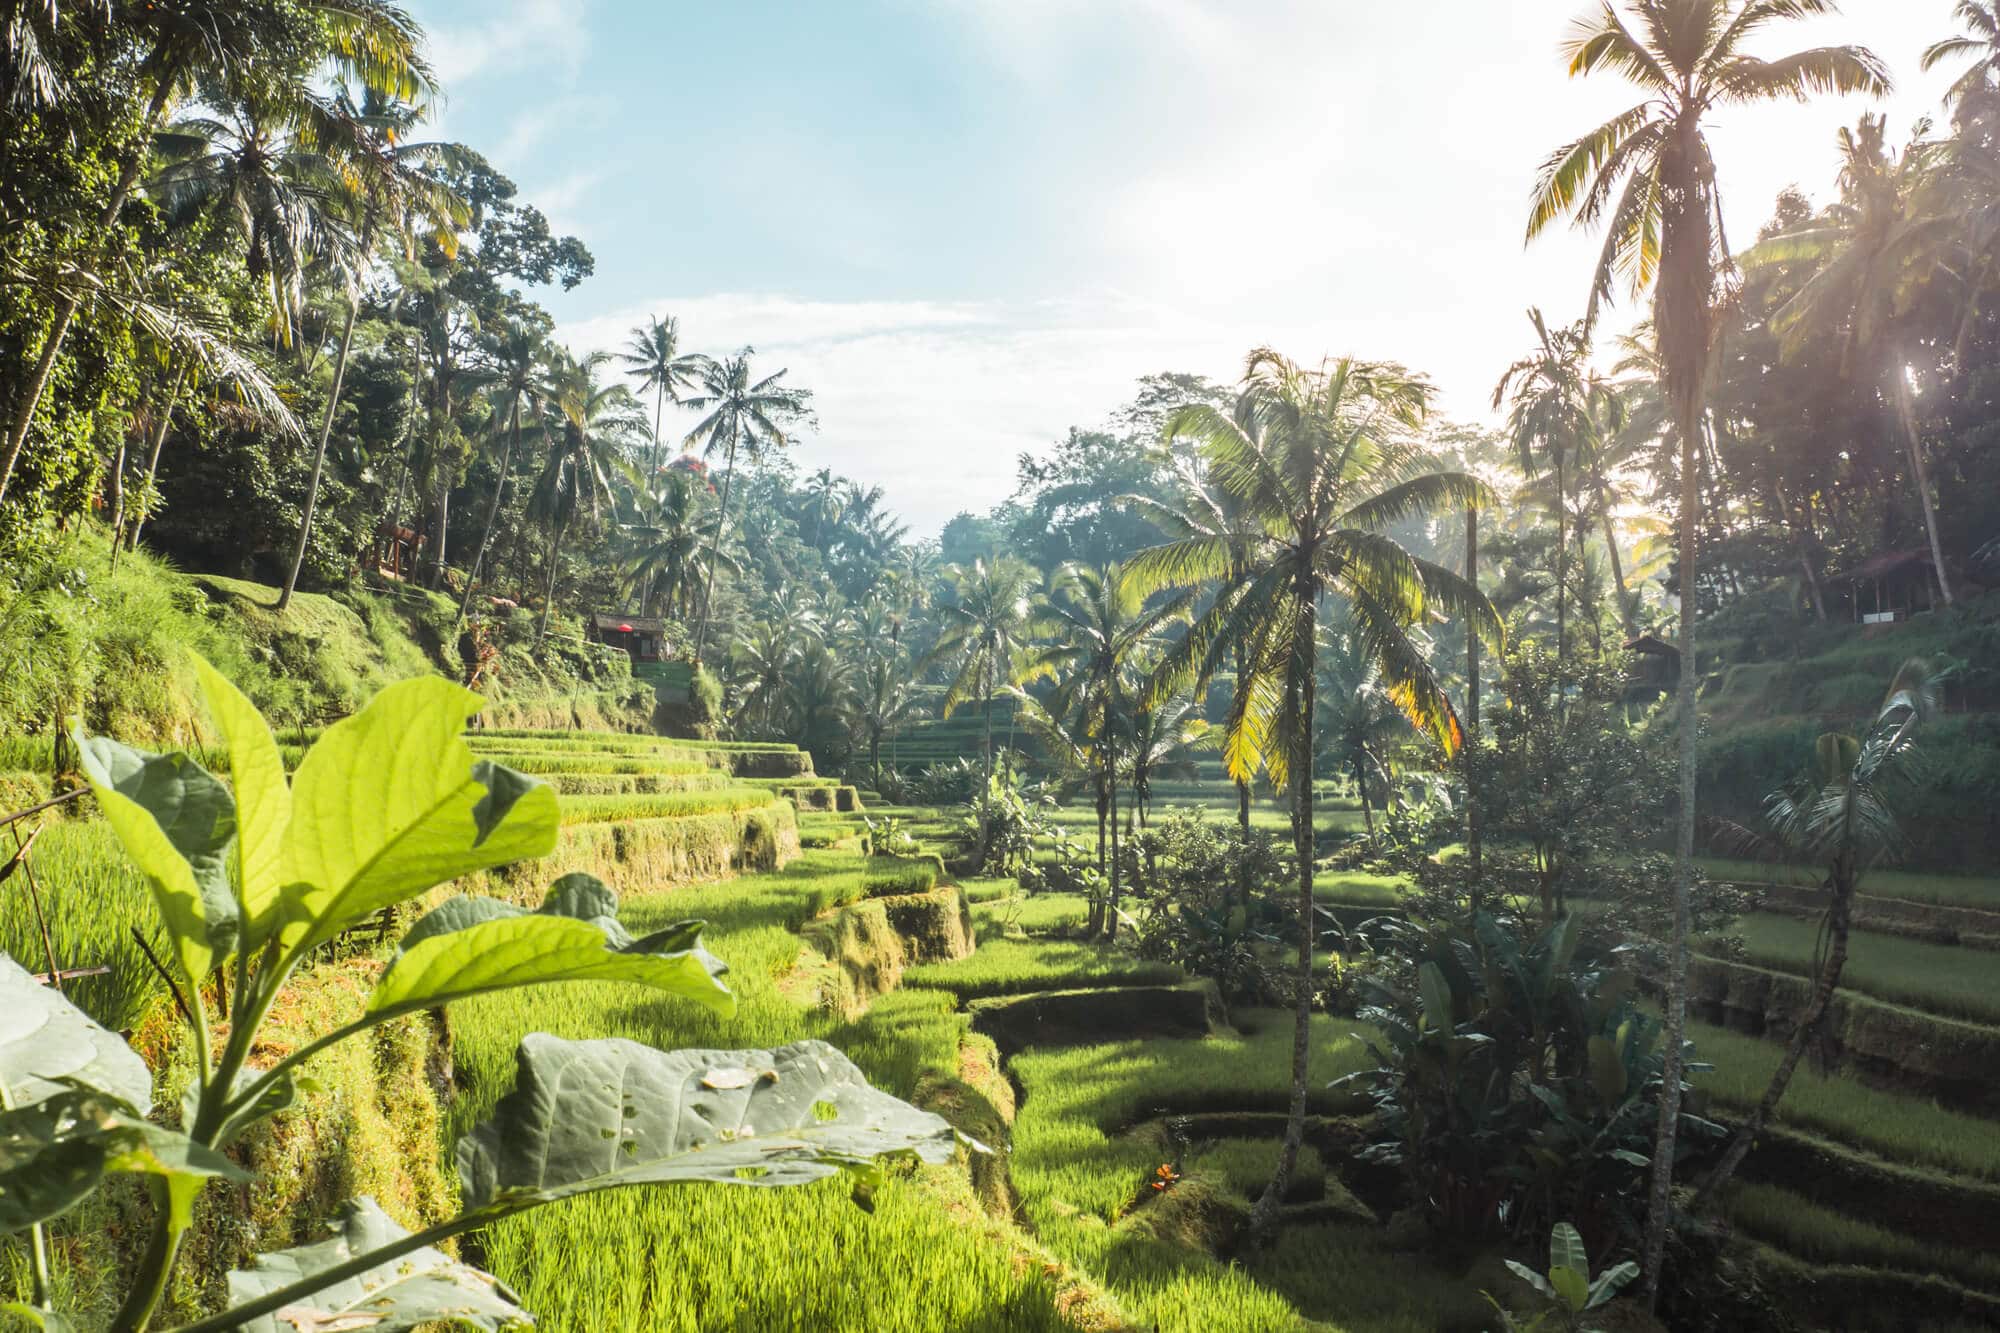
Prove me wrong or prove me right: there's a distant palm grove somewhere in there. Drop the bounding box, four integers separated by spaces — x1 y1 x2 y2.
4 3 2000 1333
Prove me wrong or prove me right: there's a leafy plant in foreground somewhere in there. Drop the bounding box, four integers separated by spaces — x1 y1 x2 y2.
3 656 967 1332
1486 1221 1638 1332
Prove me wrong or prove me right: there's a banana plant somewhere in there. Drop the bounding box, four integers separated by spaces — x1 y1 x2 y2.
1 656 972 1332
1487 1221 1637 1332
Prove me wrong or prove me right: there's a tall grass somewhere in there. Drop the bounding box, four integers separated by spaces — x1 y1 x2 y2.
1725 1182 2000 1293
0 818 162 1030
1699 857 2000 910
555 787 784 825
905 937 1181 1000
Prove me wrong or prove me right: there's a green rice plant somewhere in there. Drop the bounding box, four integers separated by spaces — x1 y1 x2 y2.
446 857 1079 1332
1728 913 2000 1024
1689 1020 2000 1180
1312 869 1406 908
905 937 1182 1000
555 786 784 826
973 892 1090 934
862 854 941 898
497 753 715 777
1725 1181 2000 1293
1001 1014 1482 1331
0 817 162 1031
545 771 732 796
1697 857 2000 910
959 877 1018 904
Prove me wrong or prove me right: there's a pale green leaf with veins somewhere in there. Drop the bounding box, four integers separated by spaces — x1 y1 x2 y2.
191 655 292 943
278 677 558 951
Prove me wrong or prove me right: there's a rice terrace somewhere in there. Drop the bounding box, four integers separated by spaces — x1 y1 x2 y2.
4 1 2000 1330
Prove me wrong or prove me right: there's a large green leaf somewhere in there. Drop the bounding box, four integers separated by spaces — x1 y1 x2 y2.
0 1088 246 1235
0 956 150 1111
1548 1221 1589 1282
458 1036 969 1212
226 1196 527 1333
191 654 292 943
278 678 558 951
368 874 733 1020
74 733 238 981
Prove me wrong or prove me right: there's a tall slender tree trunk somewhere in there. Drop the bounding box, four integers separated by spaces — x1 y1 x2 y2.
537 512 570 642
278 287 364 611
692 431 740 660
105 421 132 566
1555 450 1568 659
977 661 995 866
1595 485 1636 637
0 78 172 506
460 398 520 623
1248 594 1317 1237
1235 641 1253 916
1353 753 1375 840
429 481 450 590
1092 771 1108 936
1466 506 1483 913
1106 767 1121 942
1891 351 1953 607
128 360 189 553
1693 854 1854 1210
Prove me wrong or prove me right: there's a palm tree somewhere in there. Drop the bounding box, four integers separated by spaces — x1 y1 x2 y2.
275 85 467 611
730 622 800 738
1125 689 1209 830
1316 616 1410 841
1130 349 1496 1237
855 655 919 788
1493 308 1613 656
1744 114 1955 607
1122 458 1268 882
458 318 546 623
620 313 704 475
922 557 1041 864
529 350 642 639
0 0 432 507
1019 563 1190 937
681 350 811 659
1527 0 1887 1298
1693 659 1935 1208
617 465 727 620
1924 1 2000 120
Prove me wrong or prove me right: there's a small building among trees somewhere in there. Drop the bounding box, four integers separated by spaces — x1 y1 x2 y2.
1837 549 1953 623
588 613 668 663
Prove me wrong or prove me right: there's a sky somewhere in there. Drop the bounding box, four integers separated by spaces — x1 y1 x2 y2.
418 0 1962 538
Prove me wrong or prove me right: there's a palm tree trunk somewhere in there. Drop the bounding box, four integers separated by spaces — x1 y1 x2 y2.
127 360 190 553
278 287 364 611
1641 337 1704 1314
1106 767 1121 942
429 480 451 591
1353 753 1375 839
105 420 132 566
1466 506 1483 912
1093 774 1108 936
0 77 172 507
1249 596 1317 1238
1891 351 1953 607
692 431 741 661
1693 857 1854 1211
537 511 570 642
460 398 520 623
1595 484 1636 637
1555 450 1568 659
977 660 995 866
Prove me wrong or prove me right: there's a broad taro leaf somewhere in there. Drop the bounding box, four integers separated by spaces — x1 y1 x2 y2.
369 874 732 1019
0 956 150 1112
74 732 238 982
191 654 292 944
278 678 558 952
226 1196 527 1333
0 1089 246 1234
1587 1259 1640 1309
458 1036 968 1213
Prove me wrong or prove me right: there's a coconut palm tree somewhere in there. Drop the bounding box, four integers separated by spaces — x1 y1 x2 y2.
617 465 727 620
1315 616 1410 841
922 557 1041 865
1492 308 1614 656
1129 348 1497 1237
730 622 799 738
1744 114 1955 607
1693 659 1935 1208
681 350 812 659
855 655 919 788
1018 563 1191 937
1924 1 2000 120
1125 689 1209 830
0 0 432 507
274 84 468 611
529 350 642 639
1527 0 1887 1297
620 314 705 475
458 317 546 622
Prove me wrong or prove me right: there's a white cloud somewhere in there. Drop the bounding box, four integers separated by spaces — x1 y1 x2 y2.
429 0 590 88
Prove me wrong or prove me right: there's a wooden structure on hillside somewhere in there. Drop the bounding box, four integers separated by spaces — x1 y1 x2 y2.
1837 549 1952 624
371 521 426 582
1624 632 1680 697
588 612 668 663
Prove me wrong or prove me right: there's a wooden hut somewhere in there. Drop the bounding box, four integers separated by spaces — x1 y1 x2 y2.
588 613 668 663
1838 549 1951 623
